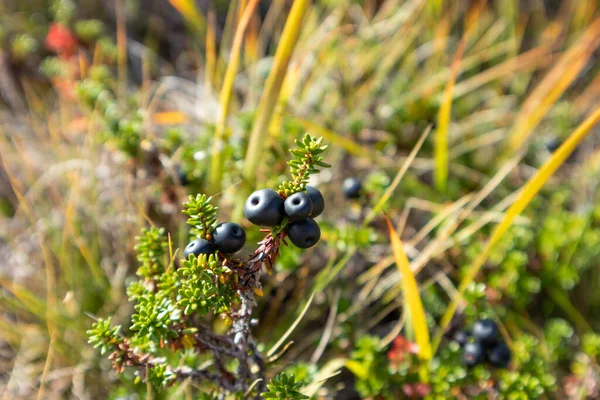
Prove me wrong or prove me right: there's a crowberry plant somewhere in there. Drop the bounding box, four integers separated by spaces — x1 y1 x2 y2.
87 134 328 397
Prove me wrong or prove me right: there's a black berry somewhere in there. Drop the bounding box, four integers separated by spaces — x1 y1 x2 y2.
244 189 284 226
176 165 190 186
284 192 313 221
488 343 511 368
287 218 321 249
343 177 362 199
183 239 214 259
453 330 471 347
213 222 246 254
306 186 324 217
462 342 485 367
472 319 500 347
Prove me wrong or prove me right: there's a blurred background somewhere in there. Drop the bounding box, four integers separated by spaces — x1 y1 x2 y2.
1 0 600 398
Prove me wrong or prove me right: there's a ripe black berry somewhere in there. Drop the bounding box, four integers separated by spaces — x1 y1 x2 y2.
343 177 362 199
453 330 471 347
176 165 190 186
462 342 485 367
472 319 500 347
287 218 321 249
213 222 246 254
183 238 214 259
244 189 284 226
284 192 313 221
306 186 324 217
488 343 511 368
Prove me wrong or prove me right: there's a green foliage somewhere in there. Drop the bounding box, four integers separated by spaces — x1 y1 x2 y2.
40 57 69 78
134 227 168 278
177 254 237 316
350 336 391 398
130 292 181 345
75 66 143 157
87 318 123 355
261 373 308 399
10 34 38 60
147 364 176 387
183 194 218 239
74 19 104 42
278 134 331 196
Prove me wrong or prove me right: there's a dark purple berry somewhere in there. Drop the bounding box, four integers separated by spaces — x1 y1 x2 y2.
473 319 500 347
284 192 313 221
183 239 214 259
287 218 321 249
343 177 362 199
462 342 485 367
488 343 511 368
453 330 471 347
213 222 246 254
244 189 284 226
176 165 190 186
306 186 324 217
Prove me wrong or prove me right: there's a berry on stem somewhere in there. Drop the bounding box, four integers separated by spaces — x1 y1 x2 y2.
462 342 485 367
213 222 246 254
472 319 500 347
284 192 313 221
306 185 324 217
287 218 321 249
244 189 284 227
488 343 512 368
343 177 362 199
183 239 214 259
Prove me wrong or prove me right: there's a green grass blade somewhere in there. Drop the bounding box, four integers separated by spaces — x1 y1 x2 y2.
209 0 260 193
434 35 466 192
266 292 315 358
242 0 310 189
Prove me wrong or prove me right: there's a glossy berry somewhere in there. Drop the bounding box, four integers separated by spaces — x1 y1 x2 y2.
472 319 500 347
453 330 471 347
462 342 485 367
244 189 284 226
343 177 362 199
213 222 246 254
287 218 321 249
306 186 324 217
284 192 313 221
488 343 511 368
183 239 214 259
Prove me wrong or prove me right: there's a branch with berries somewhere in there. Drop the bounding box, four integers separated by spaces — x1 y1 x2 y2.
87 134 329 398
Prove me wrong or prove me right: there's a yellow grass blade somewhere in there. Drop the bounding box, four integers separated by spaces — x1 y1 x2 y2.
242 0 310 189
152 111 189 125
209 0 260 193
206 7 219 90
385 217 431 377
434 107 600 353
508 18 600 151
168 0 207 35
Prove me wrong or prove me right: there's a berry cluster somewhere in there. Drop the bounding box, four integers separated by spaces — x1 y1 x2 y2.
184 221 247 259
455 319 512 369
244 186 325 249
